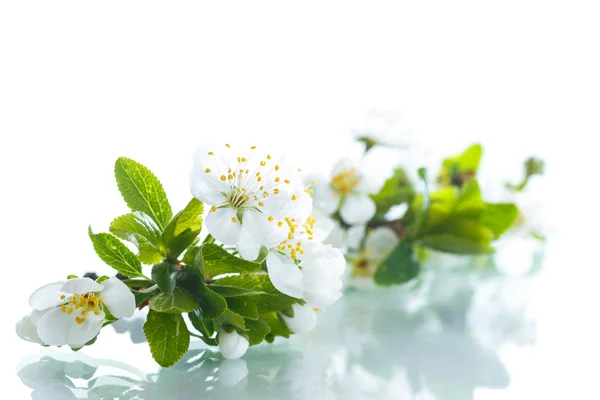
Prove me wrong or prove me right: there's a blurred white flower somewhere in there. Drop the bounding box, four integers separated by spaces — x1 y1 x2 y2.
311 154 390 225
280 303 318 333
190 143 311 247
19 277 135 348
352 108 414 148
349 227 399 278
218 328 249 359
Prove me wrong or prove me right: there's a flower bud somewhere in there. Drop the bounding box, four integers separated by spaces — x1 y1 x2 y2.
218 328 249 359
281 303 317 333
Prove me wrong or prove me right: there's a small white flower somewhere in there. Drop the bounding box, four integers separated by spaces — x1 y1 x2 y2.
218 328 249 359
190 143 311 249
324 222 365 254
21 277 135 348
349 227 399 278
280 303 317 334
352 108 414 148
311 154 389 225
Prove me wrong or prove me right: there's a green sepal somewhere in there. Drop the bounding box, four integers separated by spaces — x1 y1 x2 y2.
96 276 110 284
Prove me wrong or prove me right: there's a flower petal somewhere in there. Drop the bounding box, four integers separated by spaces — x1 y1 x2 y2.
312 180 340 215
323 222 347 251
67 315 104 348
218 329 249 359
100 277 136 318
28 281 68 310
16 313 45 344
281 303 317 333
266 252 303 298
61 278 104 294
346 225 366 251
190 170 228 205
237 228 262 261
205 207 242 245
340 194 376 225
36 307 75 346
242 210 288 248
364 227 399 261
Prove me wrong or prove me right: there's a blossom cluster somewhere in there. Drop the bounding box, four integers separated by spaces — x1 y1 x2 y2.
17 144 345 365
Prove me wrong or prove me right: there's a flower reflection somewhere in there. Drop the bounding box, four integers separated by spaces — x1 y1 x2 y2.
18 255 539 400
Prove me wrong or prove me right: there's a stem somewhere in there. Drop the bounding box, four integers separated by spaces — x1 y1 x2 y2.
408 168 430 240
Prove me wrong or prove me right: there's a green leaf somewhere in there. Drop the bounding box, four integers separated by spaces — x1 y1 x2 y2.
202 244 262 277
226 297 259 320
133 286 157 308
261 312 292 342
370 168 415 219
430 217 494 244
143 310 190 367
454 180 485 218
162 198 204 259
114 157 172 231
110 212 165 265
218 310 247 330
88 228 144 278
188 311 215 338
210 274 297 313
439 144 482 186
374 239 420 285
177 264 227 319
151 261 179 294
481 203 519 238
420 234 494 254
244 317 271 346
181 245 201 266
148 287 199 313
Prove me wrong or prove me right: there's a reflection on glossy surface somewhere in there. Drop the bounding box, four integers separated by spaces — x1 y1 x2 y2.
17 248 542 399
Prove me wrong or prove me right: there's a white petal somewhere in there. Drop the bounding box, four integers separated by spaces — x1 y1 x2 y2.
302 269 343 309
16 313 45 344
331 158 357 177
324 222 347 251
62 278 104 294
218 359 249 388
310 208 336 241
312 181 340 215
281 303 317 333
205 207 242 245
99 277 136 318
303 245 346 278
30 309 49 325
36 307 76 346
190 170 228 205
346 225 366 251
242 210 288 248
218 329 249 359
384 203 409 221
266 252 303 298
67 315 104 348
364 227 399 262
356 148 395 194
340 194 376 225
236 228 262 261
28 281 68 310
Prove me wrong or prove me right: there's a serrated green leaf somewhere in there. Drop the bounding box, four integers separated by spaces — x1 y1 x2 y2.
182 245 201 266
202 244 262 277
114 157 172 231
149 287 199 313
226 297 258 320
420 234 494 254
177 263 227 319
144 310 190 367
374 239 420 285
188 311 215 340
89 228 144 278
210 274 297 313
162 198 204 258
244 317 271 346
151 261 179 294
110 212 165 265
261 312 292 342
218 310 247 330
481 203 519 238
370 167 415 219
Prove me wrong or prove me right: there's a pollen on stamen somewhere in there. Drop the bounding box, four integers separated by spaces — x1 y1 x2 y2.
275 165 280 171
221 175 226 181
273 188 280 194
258 201 264 207
275 177 280 182
232 217 238 223
251 145 257 149
205 168 211 173
268 216 274 222
284 179 290 184
208 151 214 155
60 295 66 300
291 195 297 201
225 143 231 148
267 154 272 160
257 176 262 182
260 161 266 166
211 206 217 212
278 221 284 227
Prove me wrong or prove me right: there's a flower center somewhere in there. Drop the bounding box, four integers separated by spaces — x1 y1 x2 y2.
60 292 104 325
331 168 360 196
276 216 317 260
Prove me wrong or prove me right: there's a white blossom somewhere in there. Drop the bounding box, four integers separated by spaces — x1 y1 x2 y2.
218 328 249 359
19 277 135 348
280 303 318 334
349 227 399 278
190 143 311 250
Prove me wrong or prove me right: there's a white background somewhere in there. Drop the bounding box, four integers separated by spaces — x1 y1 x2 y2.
1 1 599 398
